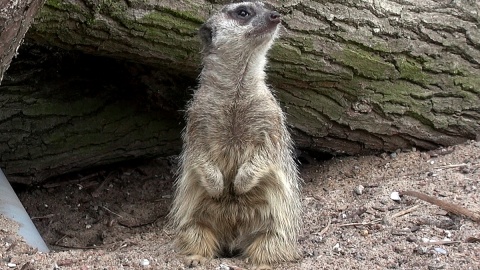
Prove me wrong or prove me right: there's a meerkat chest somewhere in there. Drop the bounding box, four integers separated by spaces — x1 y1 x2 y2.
187 93 284 169
216 98 282 145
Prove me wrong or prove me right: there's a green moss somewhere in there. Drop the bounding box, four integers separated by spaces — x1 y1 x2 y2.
332 46 399 80
395 56 431 85
271 43 319 67
140 10 200 34
162 8 204 24
44 0 65 10
454 76 480 94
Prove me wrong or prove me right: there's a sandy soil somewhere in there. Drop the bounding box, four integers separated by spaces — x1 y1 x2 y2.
1 141 480 269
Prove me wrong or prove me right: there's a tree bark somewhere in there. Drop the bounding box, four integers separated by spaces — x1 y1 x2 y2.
1 46 184 184
2 0 480 183
0 0 45 83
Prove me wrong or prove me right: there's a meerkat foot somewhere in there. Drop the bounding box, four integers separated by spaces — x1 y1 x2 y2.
244 232 298 269
184 255 207 267
176 224 219 266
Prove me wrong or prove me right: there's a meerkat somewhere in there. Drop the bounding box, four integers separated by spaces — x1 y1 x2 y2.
169 1 302 269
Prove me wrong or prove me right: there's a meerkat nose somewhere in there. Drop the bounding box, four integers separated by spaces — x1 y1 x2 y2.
269 11 281 23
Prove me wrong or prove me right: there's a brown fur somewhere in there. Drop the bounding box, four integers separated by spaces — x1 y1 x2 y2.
169 2 301 269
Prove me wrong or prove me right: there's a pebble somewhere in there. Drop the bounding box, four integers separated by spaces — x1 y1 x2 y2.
390 192 401 201
360 229 368 236
434 247 447 255
140 258 150 267
218 264 230 270
332 243 342 252
354 185 364 195
7 263 16 268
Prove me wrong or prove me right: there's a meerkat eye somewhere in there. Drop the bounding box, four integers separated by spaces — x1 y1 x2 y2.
237 8 250 18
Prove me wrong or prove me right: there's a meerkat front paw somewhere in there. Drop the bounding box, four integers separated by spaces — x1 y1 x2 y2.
233 163 260 194
184 255 207 267
190 165 224 197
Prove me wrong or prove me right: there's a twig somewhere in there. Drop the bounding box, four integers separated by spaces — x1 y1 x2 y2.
54 235 67 245
53 243 114 250
314 218 331 236
102 206 123 218
92 172 115 197
118 215 165 228
400 190 480 223
434 163 468 170
390 205 420 219
42 173 100 188
420 240 462 246
338 219 382 227
31 214 56 220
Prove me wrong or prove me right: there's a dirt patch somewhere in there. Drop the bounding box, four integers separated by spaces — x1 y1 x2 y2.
1 141 479 269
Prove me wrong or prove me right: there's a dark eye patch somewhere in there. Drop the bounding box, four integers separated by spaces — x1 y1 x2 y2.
228 5 256 25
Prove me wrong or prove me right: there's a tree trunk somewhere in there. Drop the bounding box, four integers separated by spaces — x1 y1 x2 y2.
2 0 480 183
0 0 45 83
1 45 184 184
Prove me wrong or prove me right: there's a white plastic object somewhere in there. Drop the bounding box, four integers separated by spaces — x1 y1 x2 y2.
0 169 49 252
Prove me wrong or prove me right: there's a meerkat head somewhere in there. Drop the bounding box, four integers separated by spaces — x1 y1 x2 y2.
199 1 281 55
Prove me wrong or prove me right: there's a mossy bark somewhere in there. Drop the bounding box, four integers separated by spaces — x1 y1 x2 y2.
2 0 480 183
1 46 184 184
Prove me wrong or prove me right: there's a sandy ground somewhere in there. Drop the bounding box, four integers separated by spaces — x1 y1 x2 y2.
1 141 480 269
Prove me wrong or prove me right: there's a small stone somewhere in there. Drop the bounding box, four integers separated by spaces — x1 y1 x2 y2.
354 185 364 195
390 152 397 158
140 259 150 266
7 263 16 268
406 236 417 243
390 192 401 201
434 247 447 255
332 243 342 252
360 229 368 236
218 264 230 270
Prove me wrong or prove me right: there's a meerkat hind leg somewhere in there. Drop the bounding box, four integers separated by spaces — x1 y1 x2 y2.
244 231 299 270
177 223 219 267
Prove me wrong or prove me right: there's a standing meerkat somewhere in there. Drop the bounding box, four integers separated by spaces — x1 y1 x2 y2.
169 1 301 269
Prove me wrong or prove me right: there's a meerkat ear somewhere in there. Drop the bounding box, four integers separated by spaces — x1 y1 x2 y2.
199 21 214 46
